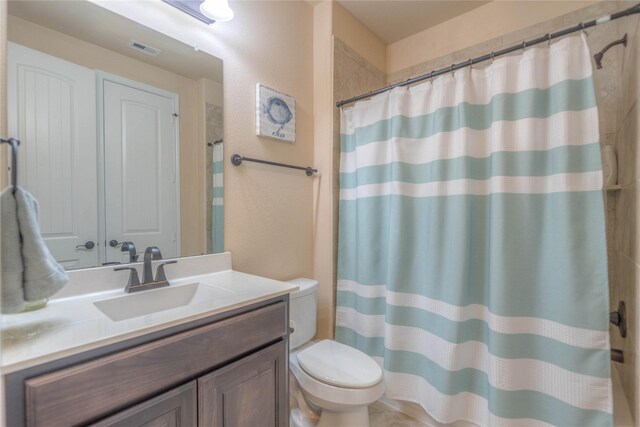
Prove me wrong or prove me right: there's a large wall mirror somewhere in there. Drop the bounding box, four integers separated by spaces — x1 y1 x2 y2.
6 1 224 270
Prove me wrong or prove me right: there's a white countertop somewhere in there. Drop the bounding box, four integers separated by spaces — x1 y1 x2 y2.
1 254 298 374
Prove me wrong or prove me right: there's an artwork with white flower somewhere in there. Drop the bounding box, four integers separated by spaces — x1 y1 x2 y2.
256 84 296 143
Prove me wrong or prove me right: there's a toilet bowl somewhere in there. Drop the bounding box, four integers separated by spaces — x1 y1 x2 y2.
290 339 385 427
288 279 385 427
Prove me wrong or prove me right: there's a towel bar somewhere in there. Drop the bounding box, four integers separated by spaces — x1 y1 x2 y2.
231 154 317 176
0 137 19 194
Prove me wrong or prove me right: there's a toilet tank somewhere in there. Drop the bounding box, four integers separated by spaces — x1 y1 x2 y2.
287 278 318 350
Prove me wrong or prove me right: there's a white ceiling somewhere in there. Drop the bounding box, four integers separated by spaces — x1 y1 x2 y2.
336 0 491 44
8 1 223 83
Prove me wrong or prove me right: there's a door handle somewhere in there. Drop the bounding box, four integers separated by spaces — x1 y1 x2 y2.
76 241 96 250
109 239 123 248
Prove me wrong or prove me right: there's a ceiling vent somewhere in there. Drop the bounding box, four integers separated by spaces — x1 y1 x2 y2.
127 40 162 57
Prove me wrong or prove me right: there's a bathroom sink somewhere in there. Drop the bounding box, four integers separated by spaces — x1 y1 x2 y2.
93 282 222 321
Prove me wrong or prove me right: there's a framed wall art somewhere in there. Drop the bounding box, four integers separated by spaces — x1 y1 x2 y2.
256 84 296 143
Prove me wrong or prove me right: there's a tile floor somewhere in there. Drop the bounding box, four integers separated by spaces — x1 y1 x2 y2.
369 401 428 427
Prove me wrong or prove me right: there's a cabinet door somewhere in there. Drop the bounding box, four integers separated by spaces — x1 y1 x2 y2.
198 341 287 427
90 381 196 427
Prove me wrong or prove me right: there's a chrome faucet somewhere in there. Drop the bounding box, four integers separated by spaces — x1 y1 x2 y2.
114 246 177 293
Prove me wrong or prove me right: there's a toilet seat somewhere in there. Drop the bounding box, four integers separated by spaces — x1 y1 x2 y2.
297 340 383 389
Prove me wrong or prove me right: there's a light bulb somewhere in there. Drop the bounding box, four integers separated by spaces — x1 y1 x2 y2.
200 0 234 22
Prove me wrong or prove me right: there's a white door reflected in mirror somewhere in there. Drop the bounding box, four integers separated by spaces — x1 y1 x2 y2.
8 43 99 270
6 0 224 270
8 45 180 268
103 76 179 264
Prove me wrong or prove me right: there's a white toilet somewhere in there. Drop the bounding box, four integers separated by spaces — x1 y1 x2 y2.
288 278 385 427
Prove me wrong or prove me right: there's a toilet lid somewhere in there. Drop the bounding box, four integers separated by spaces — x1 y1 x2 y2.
296 340 383 388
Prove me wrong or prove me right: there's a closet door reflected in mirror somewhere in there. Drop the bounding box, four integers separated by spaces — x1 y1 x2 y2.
6 0 224 270
8 43 99 269
102 76 179 264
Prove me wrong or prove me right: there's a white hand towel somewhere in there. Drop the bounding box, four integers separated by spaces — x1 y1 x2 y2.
1 188 68 313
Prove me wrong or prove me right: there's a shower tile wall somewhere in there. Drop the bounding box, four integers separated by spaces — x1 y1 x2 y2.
384 1 639 420
206 103 223 253
615 5 640 420
332 38 386 267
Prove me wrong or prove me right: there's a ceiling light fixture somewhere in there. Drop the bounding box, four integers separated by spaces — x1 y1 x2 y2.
200 0 234 22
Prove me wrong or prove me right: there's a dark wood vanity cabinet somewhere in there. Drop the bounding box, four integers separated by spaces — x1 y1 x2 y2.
6 297 290 427
91 341 286 427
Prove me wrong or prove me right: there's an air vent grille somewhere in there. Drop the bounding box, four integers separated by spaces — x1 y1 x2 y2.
127 40 162 57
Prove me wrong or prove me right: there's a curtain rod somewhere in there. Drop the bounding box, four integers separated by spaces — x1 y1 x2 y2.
336 3 640 108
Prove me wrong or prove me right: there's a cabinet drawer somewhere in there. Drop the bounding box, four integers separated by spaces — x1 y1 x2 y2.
25 302 286 427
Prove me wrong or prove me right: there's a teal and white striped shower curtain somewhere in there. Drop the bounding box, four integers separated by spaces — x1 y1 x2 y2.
336 34 612 426
212 142 224 253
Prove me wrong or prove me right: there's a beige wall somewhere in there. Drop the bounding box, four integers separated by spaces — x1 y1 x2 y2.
7 15 208 256
332 1 386 74
312 1 336 339
387 1 599 75
93 0 315 281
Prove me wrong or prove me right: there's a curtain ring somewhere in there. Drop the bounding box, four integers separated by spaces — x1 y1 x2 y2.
450 64 455 76
580 22 588 36
522 41 527 53
546 33 552 47
490 51 495 63
468 58 474 70
429 71 435 84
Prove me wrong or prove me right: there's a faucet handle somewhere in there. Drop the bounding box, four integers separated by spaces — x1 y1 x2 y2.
155 260 177 282
114 266 141 292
